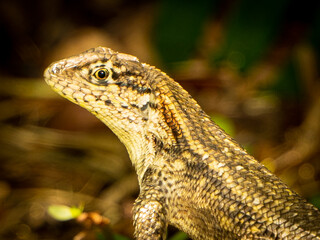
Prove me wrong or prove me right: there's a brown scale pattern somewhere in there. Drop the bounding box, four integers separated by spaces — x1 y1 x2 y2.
44 47 320 239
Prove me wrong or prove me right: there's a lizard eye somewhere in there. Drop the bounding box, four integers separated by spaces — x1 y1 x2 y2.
94 68 110 80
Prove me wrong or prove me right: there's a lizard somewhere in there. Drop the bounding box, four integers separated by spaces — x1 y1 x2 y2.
44 47 320 239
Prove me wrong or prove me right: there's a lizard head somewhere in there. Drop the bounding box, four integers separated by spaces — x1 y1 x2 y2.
44 46 154 126
44 47 159 167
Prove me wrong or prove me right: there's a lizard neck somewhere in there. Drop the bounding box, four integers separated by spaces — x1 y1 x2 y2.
145 67 248 162
146 67 217 155
93 110 156 184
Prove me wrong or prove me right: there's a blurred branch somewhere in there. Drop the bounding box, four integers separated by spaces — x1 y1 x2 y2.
0 125 138 234
0 77 57 98
274 88 320 173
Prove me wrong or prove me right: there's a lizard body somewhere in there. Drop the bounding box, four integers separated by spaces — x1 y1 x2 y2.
44 47 320 239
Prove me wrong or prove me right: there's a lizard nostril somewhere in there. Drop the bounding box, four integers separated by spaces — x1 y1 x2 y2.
44 62 63 81
51 63 62 75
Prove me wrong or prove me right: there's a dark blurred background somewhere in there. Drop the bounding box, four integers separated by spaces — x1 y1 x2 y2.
1 0 320 239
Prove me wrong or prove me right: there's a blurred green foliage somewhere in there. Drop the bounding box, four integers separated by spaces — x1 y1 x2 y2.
309 8 320 67
269 58 304 99
113 234 131 240
310 194 320 210
211 113 235 137
154 0 292 72
168 231 189 240
154 0 215 69
48 204 83 221
211 0 289 72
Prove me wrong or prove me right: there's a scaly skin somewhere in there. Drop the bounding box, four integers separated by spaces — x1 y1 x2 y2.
44 47 320 239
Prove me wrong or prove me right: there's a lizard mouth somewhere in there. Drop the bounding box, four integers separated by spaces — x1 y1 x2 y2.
43 66 55 88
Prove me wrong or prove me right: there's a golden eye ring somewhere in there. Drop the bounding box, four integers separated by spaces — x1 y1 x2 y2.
94 68 110 80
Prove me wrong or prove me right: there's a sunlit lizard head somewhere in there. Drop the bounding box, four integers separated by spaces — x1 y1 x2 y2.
44 47 156 128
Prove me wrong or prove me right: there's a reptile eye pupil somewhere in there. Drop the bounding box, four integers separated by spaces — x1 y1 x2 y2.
98 70 106 79
94 68 109 80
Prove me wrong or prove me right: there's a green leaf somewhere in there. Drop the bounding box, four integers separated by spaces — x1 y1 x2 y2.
48 204 83 221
